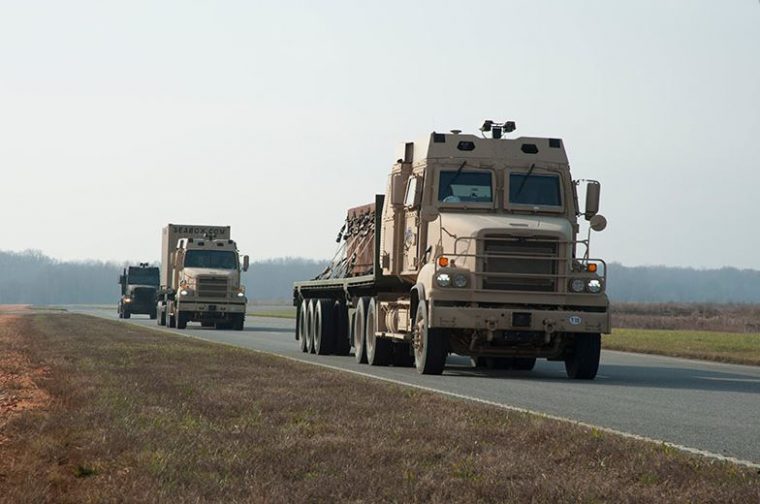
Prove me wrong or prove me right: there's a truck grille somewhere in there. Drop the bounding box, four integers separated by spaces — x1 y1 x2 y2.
196 276 228 298
482 235 559 292
132 287 155 303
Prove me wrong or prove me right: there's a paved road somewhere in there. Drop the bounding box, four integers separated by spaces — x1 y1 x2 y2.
71 306 760 466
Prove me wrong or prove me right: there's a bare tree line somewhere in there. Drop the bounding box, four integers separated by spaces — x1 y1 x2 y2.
0 250 758 305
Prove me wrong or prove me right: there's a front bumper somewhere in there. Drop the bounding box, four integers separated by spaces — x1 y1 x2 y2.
430 302 610 334
177 300 247 314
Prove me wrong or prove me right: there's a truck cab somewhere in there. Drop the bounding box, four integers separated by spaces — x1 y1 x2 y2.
118 264 159 319
157 224 249 331
380 123 609 377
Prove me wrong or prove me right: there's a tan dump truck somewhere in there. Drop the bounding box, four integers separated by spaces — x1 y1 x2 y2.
157 224 249 330
293 121 609 379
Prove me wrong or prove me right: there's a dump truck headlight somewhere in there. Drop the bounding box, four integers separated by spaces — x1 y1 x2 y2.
586 279 602 293
569 279 586 293
435 273 451 287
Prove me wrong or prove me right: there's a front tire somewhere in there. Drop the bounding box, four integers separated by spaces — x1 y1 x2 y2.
565 333 601 380
412 298 447 375
365 298 391 366
177 312 188 329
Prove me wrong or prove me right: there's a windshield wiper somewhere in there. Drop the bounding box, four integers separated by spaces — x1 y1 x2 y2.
514 163 536 198
442 161 468 197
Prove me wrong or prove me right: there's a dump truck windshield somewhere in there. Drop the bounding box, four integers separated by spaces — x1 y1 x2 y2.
184 250 238 269
509 173 562 207
438 171 493 203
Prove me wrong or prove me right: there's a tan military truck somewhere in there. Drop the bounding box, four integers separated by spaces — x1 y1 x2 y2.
293 121 609 379
157 224 249 330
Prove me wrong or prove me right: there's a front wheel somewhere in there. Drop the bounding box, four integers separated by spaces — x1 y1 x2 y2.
177 313 188 329
565 333 601 380
412 298 447 375
232 314 245 331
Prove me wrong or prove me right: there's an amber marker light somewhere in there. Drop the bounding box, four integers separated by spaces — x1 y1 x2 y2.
587 263 598 273
438 256 449 267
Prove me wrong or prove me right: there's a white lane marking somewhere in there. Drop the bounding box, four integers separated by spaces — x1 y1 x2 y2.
76 311 760 470
697 376 760 384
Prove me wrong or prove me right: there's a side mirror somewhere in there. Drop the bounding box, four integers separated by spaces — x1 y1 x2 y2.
404 176 422 208
118 274 125 285
242 255 249 272
590 214 607 232
585 181 600 219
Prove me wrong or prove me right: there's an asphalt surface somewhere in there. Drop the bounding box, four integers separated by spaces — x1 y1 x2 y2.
71 306 760 466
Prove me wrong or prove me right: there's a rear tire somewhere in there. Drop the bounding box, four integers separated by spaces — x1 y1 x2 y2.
565 333 601 380
332 300 351 356
513 357 536 371
365 298 392 366
298 299 309 353
306 299 316 354
314 299 334 355
412 298 447 375
353 297 369 364
392 342 415 367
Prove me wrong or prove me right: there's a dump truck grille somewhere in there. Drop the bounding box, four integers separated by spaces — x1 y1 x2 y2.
482 236 559 292
197 276 228 298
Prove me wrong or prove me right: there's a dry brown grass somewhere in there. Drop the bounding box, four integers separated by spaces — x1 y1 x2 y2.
0 313 758 503
612 302 760 333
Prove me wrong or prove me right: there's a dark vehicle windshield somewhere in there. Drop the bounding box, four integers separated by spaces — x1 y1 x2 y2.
509 173 562 207
438 171 493 203
184 250 238 269
127 267 159 286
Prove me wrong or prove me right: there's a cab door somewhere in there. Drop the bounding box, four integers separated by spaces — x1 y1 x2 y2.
401 175 423 274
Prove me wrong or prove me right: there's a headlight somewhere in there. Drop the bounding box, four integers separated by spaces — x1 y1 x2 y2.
236 292 245 298
124 297 132 303
569 279 586 293
453 273 468 288
180 289 189 296
586 279 602 293
435 273 451 287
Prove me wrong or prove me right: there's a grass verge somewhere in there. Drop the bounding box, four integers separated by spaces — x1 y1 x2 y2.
605 328 760 366
1 313 758 503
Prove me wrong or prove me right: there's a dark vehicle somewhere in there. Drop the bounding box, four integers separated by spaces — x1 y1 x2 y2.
118 263 160 319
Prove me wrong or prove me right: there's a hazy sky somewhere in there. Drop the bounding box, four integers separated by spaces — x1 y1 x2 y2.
1 1 758 268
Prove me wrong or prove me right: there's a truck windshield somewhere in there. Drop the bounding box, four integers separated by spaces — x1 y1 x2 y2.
127 268 159 285
184 250 238 269
509 173 562 207
438 171 493 203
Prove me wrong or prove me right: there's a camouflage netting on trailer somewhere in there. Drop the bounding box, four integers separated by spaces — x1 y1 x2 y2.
316 203 375 280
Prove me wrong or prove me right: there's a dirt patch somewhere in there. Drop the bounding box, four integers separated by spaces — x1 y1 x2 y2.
0 315 51 445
